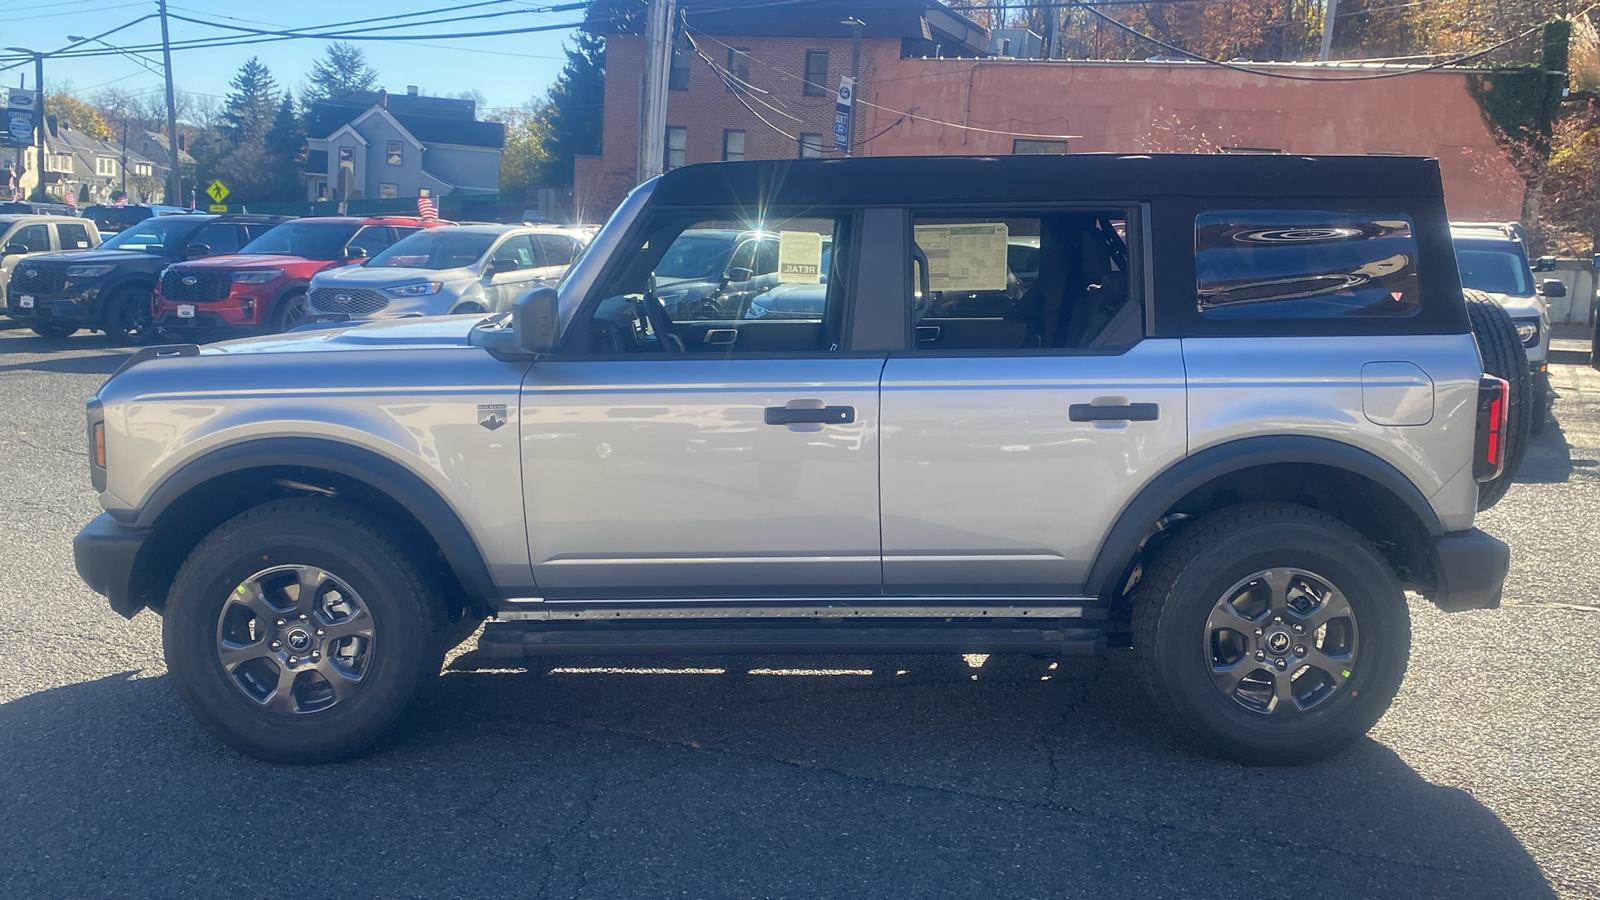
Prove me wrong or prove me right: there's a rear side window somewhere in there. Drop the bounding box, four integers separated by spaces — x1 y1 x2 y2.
57 222 92 249
534 234 579 267
1196 212 1419 319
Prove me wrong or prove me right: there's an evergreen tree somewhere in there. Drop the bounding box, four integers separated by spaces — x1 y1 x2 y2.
223 58 279 146
264 90 305 201
303 42 379 110
540 30 605 187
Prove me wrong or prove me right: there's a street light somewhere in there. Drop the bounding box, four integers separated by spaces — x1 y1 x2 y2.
62 10 181 207
4 47 46 202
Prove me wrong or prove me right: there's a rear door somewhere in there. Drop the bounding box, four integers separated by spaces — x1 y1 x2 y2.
879 208 1188 596
519 210 886 599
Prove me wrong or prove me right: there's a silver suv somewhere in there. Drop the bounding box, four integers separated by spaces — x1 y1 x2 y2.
73 155 1513 765
306 224 592 319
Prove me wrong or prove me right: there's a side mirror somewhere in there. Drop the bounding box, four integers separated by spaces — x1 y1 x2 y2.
183 243 211 259
1532 256 1558 273
725 267 753 284
3 241 28 256
513 286 560 354
1540 278 1568 298
343 246 368 262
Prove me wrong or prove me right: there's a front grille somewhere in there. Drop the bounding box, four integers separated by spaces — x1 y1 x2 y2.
308 287 389 316
160 268 231 303
9 263 68 295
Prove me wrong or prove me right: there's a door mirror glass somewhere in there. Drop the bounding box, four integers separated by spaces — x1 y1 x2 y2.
343 245 368 262
514 286 561 354
2 241 27 256
1539 277 1567 298
184 243 211 259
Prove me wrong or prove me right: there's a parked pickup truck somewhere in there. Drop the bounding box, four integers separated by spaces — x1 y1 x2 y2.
74 155 1514 765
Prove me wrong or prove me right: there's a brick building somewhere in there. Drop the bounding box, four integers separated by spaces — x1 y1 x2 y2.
578 0 1524 222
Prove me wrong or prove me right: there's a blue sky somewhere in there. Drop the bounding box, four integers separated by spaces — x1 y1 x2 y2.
0 0 580 115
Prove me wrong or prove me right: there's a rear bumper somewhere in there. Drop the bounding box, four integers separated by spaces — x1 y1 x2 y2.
1429 528 1510 612
73 513 152 619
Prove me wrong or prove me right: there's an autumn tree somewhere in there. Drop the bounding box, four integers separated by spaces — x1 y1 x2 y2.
46 93 112 140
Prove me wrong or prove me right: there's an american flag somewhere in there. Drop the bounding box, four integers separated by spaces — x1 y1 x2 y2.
112 196 127 207
65 191 76 211
10 187 20 202
416 193 438 222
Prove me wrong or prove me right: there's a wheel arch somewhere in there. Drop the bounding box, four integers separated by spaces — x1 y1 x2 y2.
1086 435 1444 602
124 437 497 614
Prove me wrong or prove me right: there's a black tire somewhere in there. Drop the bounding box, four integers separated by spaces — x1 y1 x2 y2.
1530 369 1549 436
103 286 156 344
449 302 487 315
163 498 446 763
1465 289 1531 510
270 290 308 333
29 323 78 338
1133 503 1411 765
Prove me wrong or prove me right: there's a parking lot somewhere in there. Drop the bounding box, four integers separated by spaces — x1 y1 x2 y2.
0 324 1595 899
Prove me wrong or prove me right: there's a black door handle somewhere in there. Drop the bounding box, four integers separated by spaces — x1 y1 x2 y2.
1069 402 1159 422
764 405 855 425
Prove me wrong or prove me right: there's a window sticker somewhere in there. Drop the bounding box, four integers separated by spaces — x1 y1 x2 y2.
777 230 824 283
915 223 1008 292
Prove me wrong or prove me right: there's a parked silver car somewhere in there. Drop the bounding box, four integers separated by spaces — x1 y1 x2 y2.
306 224 592 319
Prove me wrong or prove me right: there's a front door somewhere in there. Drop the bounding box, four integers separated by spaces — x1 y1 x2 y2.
485 233 545 313
520 211 883 599
879 209 1188 596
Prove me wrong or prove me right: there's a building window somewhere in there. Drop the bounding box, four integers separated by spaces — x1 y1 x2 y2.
387 140 402 166
133 162 151 177
798 133 823 158
338 147 354 163
727 48 751 92
1013 139 1068 154
665 126 687 170
95 157 117 176
379 183 398 199
722 129 745 162
47 153 73 173
803 50 829 96
669 44 690 91
316 182 328 200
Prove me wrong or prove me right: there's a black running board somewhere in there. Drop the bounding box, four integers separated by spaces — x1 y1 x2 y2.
479 621 1107 659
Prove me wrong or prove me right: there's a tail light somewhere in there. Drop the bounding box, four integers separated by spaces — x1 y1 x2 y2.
1474 375 1509 482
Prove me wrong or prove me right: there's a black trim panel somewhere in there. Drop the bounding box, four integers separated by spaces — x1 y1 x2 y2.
1084 435 1445 598
133 437 498 598
1429 528 1509 612
73 513 150 619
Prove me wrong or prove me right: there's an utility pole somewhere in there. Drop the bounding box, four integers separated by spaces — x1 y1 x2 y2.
120 119 128 197
158 0 181 205
1318 0 1338 62
636 0 677 183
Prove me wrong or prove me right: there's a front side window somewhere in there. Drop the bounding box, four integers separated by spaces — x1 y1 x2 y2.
803 50 829 96
1456 245 1532 297
798 133 823 158
57 222 91 249
369 230 498 269
722 129 745 162
490 234 539 271
665 126 687 170
910 212 1135 350
1196 211 1420 319
192 223 242 255
348 225 397 257
241 221 358 260
533 233 579 267
387 141 402 166
100 217 203 253
11 224 49 252
727 48 752 91
583 214 845 356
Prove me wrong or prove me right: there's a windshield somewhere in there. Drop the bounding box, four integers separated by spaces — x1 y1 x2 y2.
241 221 357 260
655 234 738 281
367 230 497 270
1456 247 1532 296
100 217 204 253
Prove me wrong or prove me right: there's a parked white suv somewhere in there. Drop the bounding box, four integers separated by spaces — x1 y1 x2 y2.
1452 222 1555 433
306 224 592 319
74 155 1516 766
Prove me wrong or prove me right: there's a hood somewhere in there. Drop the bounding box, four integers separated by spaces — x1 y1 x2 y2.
174 254 324 271
200 314 483 356
1476 290 1545 319
313 264 477 289
20 248 156 266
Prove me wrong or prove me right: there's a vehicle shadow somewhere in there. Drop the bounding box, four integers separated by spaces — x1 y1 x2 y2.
0 653 1558 900
1517 392 1600 486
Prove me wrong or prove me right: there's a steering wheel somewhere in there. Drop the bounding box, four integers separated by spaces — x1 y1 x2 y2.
640 278 683 353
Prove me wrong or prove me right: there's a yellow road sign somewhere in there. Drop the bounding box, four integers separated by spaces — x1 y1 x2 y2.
208 204 228 213
206 180 229 203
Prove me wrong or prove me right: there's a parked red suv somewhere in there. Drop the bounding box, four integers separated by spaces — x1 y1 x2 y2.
152 216 448 335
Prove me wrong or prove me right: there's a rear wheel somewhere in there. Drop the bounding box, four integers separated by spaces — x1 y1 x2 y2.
1465 289 1531 509
1529 369 1550 435
29 323 78 338
163 498 445 763
1134 503 1410 765
270 290 308 332
104 286 156 343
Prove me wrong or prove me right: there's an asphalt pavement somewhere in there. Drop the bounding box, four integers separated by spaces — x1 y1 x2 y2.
0 325 1595 899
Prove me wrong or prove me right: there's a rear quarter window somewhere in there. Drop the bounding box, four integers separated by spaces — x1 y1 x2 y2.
1196 211 1419 319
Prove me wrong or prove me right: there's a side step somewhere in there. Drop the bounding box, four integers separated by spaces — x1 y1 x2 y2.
478 621 1108 659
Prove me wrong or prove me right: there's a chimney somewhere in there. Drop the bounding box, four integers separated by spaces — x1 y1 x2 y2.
406 85 419 97
378 89 388 108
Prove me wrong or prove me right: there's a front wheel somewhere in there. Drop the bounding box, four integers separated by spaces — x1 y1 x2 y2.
29 323 79 338
163 498 445 763
104 287 156 343
270 291 308 332
1134 503 1410 765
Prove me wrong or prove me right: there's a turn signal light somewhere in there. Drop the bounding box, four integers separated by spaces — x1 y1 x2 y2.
92 421 106 469
1473 375 1509 482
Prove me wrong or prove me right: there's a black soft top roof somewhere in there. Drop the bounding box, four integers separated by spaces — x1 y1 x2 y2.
647 154 1445 208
